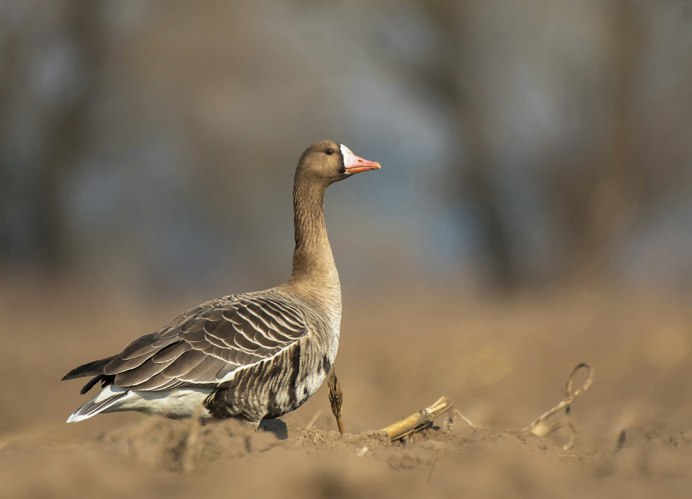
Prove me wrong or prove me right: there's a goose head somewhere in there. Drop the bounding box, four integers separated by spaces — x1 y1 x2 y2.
296 140 381 185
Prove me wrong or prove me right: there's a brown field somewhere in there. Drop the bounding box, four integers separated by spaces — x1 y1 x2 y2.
1 281 691 498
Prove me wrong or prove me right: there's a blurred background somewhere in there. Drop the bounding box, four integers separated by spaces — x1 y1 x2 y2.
2 0 691 296
2 1 692 496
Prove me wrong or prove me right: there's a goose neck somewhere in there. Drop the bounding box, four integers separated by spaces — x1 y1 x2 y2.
289 180 340 294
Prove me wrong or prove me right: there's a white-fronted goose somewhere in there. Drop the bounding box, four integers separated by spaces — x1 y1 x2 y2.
62 140 380 423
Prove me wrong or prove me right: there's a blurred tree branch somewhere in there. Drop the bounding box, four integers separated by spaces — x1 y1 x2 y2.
401 0 690 289
0 0 103 271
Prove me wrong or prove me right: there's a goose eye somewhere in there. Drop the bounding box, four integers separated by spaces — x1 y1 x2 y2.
325 148 335 156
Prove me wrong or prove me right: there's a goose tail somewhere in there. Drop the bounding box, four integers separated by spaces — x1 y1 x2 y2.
66 387 128 423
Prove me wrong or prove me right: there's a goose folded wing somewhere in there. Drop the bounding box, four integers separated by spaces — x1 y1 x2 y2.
104 295 307 391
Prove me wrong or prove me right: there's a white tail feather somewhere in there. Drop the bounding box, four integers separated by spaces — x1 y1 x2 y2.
66 387 129 423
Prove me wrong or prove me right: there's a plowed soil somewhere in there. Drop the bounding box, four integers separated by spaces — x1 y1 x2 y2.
1 283 690 498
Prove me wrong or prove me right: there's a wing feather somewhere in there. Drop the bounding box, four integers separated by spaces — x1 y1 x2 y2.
151 342 190 363
101 293 307 391
159 350 208 378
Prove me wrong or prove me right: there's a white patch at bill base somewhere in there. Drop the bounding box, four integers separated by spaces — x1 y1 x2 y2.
340 144 357 173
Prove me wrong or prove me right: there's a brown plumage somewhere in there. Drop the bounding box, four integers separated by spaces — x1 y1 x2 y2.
62 140 380 423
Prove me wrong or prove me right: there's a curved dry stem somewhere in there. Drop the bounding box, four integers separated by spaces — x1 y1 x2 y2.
524 362 594 449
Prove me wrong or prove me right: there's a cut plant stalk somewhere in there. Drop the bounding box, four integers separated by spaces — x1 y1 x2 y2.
380 396 453 442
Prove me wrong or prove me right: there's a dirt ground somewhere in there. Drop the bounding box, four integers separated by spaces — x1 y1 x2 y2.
1 281 691 498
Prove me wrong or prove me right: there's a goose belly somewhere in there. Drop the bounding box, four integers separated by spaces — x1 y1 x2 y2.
112 387 214 418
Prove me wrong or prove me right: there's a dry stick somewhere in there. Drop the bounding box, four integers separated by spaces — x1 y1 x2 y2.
380 396 453 442
327 369 345 434
293 409 322 447
181 404 204 472
454 409 484 430
523 362 594 450
426 453 442 486
305 409 322 431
